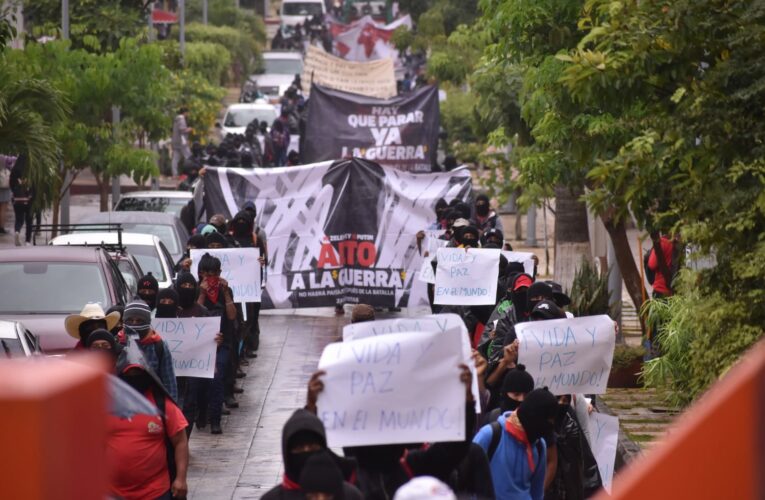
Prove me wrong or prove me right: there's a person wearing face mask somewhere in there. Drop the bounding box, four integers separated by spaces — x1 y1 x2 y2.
527 282 555 318
456 225 480 248
120 300 178 401
155 288 180 319
471 194 503 235
299 451 363 500
473 388 558 500
65 303 121 349
205 230 228 249
481 227 506 249
137 273 159 311
482 365 535 426
261 409 360 500
111 344 189 500
84 328 122 369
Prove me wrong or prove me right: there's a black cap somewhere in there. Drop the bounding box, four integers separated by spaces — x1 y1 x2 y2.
530 299 566 320
501 364 535 395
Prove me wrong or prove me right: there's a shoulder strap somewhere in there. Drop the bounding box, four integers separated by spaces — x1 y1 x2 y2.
153 341 164 368
488 420 503 460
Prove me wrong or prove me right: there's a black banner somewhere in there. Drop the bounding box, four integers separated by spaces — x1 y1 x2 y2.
303 84 441 173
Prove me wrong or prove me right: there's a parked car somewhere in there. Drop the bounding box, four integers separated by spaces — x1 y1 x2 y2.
280 0 326 35
218 102 279 139
75 211 189 263
50 232 175 289
114 190 192 218
0 320 44 358
0 247 131 354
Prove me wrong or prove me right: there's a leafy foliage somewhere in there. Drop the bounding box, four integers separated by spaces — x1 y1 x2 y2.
183 22 260 82
187 0 267 46
568 257 612 317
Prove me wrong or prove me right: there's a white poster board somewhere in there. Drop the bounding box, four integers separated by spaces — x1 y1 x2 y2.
317 328 466 447
501 250 536 276
190 248 262 303
516 315 616 395
418 258 436 284
434 248 500 305
152 317 219 378
588 412 619 493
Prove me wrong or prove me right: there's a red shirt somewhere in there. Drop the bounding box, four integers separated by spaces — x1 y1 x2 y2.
648 236 674 296
107 392 188 500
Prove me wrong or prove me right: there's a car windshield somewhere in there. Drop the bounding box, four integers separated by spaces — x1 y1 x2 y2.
125 244 166 282
116 259 139 295
0 263 110 314
282 3 323 16
224 108 278 128
263 58 303 75
112 223 179 255
0 337 26 358
115 197 187 217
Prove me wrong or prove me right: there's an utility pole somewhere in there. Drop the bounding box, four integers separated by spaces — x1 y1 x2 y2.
608 238 624 341
147 1 154 42
202 0 208 25
179 0 186 62
111 107 121 209
60 0 71 226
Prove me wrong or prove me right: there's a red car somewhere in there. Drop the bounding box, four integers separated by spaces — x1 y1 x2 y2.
0 247 131 354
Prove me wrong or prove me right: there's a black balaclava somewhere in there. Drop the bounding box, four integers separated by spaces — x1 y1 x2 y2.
176 271 199 309
205 230 228 249
454 201 472 220
500 365 535 412
527 281 554 313
458 225 480 248
482 228 504 247
516 388 558 444
155 288 180 318
299 451 344 497
137 272 159 310
231 210 254 239
510 273 534 320
475 194 490 217
78 319 107 345
282 409 327 483
530 299 566 321
187 234 207 251
434 197 448 223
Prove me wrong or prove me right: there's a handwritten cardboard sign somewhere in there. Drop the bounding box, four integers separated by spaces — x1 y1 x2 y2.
434 248 499 305
501 250 536 276
342 314 481 413
589 412 619 493
190 248 262 303
317 328 466 447
516 315 616 395
152 317 219 378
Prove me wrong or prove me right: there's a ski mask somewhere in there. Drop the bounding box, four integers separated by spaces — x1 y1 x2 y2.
475 194 490 217
516 388 558 444
155 288 179 318
458 226 480 248
176 271 199 309
122 300 152 338
500 365 535 412
510 274 534 320
136 272 159 310
527 282 554 313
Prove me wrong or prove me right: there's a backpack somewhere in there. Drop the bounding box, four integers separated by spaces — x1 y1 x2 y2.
151 387 177 483
643 249 655 285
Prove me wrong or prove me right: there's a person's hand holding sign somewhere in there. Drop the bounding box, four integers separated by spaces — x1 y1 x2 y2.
305 370 326 414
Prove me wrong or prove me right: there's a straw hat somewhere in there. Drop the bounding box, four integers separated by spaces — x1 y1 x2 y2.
64 303 121 339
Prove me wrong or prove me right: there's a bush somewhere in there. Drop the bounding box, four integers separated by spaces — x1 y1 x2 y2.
441 88 480 146
187 0 266 45
184 22 259 81
568 257 612 317
185 42 231 85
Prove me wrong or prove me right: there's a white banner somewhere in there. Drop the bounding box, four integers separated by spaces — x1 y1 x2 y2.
190 248 262 303
516 315 616 395
589 412 619 493
302 45 396 99
317 328 466 447
434 248 500 305
152 317 219 378
502 250 536 276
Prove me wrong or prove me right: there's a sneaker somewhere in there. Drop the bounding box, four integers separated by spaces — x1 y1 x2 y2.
210 423 222 435
224 396 239 408
14 232 20 246
24 241 32 246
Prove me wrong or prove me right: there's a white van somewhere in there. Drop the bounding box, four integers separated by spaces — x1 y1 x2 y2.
280 0 326 31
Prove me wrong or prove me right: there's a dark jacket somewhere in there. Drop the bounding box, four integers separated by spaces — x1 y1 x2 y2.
261 409 362 500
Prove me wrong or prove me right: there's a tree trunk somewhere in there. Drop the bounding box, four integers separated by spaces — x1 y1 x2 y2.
601 215 644 313
554 185 591 292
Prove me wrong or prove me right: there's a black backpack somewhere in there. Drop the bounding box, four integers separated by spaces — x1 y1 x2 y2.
643 249 656 285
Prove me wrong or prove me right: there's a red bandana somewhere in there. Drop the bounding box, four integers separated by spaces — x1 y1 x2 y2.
505 413 536 473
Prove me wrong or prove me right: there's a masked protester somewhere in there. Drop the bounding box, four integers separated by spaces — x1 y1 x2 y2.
110 344 189 500
156 288 180 319
480 365 535 428
119 300 178 401
137 273 159 311
530 300 566 321
299 451 361 500
65 303 121 349
84 328 122 368
457 225 480 248
474 388 558 500
261 409 360 500
481 228 505 248
206 230 228 249
471 194 504 234
429 198 449 230
198 253 238 434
